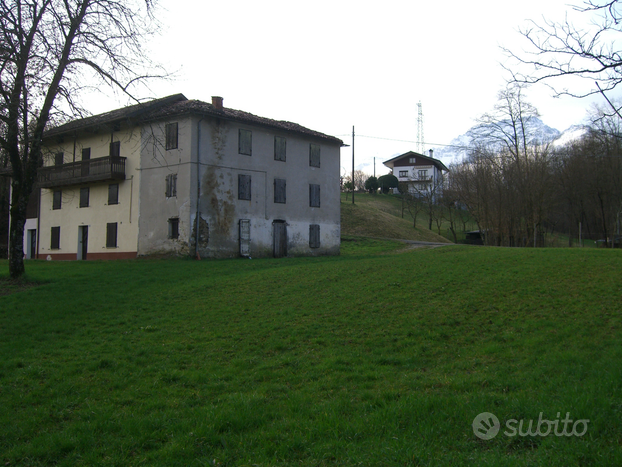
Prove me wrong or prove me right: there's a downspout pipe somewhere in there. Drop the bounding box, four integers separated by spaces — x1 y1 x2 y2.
195 117 204 259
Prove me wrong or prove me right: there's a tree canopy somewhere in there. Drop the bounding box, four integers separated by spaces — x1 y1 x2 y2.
0 0 163 277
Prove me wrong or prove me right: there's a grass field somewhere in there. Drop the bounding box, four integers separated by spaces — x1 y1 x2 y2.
340 193 451 243
1 241 622 466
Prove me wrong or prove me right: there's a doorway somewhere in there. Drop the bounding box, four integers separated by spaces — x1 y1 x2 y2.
78 226 88 260
272 220 287 258
26 229 36 259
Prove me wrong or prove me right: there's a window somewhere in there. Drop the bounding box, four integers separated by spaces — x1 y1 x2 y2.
165 174 177 198
274 136 286 161
274 178 286 204
108 184 119 205
309 184 320 207
238 129 252 155
238 174 251 200
399 170 408 177
168 218 179 239
80 187 89 208
166 122 178 150
106 222 118 248
54 152 64 166
309 224 320 248
110 141 120 158
51 226 60 249
418 169 428 179
409 157 416 163
53 190 62 210
81 148 91 176
309 143 320 167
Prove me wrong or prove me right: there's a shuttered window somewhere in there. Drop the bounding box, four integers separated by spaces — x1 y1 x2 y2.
50 226 60 249
309 184 320 207
309 143 320 167
80 187 89 208
238 174 251 200
239 129 252 155
166 122 178 150
274 178 286 204
106 222 118 248
166 174 177 198
53 190 62 210
309 224 320 248
274 136 286 161
110 141 120 158
108 184 119 205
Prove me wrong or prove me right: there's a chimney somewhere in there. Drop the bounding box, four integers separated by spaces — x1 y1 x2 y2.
211 96 223 110
429 149 434 159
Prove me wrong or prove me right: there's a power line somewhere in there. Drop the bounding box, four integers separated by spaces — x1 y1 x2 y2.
334 133 470 150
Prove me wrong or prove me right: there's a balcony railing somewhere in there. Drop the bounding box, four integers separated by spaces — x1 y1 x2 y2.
37 156 126 188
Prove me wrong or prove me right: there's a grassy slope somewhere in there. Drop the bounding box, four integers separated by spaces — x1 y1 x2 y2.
1 243 621 466
340 192 451 243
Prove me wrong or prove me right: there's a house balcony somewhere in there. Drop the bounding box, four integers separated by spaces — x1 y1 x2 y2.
37 156 126 188
398 175 434 182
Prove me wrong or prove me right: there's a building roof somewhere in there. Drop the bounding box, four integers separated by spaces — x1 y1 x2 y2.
43 94 187 139
44 94 343 146
383 151 449 171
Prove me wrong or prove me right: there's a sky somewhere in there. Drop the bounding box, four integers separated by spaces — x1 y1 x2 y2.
91 0 621 178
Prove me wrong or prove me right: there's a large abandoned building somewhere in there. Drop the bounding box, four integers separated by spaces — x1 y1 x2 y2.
15 94 343 260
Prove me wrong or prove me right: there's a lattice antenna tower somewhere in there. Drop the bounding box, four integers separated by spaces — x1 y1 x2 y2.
416 101 424 154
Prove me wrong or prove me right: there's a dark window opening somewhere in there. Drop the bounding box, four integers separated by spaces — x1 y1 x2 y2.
309 184 320 207
166 122 178 150
309 224 320 248
169 218 179 239
274 178 286 204
110 141 120 158
54 152 64 166
106 222 118 248
82 148 91 161
80 187 89 208
51 226 60 249
108 184 119 205
239 129 252 155
309 143 320 168
274 136 286 161
53 190 62 210
166 174 177 198
238 174 251 200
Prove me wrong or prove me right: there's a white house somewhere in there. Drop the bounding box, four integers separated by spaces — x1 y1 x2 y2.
383 150 448 200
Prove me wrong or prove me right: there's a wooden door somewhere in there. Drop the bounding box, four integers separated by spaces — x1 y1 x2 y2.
273 221 287 258
78 226 88 260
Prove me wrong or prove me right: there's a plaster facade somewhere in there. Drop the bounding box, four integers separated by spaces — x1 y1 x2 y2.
25 94 342 260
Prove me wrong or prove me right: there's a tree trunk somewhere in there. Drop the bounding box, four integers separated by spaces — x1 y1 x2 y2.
8 197 27 278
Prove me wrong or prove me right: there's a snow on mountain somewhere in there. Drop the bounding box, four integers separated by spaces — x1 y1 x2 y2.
434 118 586 166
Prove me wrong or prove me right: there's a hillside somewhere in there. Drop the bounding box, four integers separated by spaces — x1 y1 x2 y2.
340 192 451 243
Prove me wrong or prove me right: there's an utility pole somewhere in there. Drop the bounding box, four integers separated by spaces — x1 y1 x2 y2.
352 126 355 204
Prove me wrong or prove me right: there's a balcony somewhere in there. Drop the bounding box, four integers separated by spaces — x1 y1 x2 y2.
37 156 126 188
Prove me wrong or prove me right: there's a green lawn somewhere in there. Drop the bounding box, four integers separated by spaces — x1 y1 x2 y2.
1 241 621 466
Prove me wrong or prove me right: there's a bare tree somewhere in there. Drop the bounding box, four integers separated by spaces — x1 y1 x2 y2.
506 1 622 119
343 170 369 192
0 0 164 278
451 87 558 246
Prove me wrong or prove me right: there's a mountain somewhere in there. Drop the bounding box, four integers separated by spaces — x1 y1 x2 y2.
434 118 587 165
